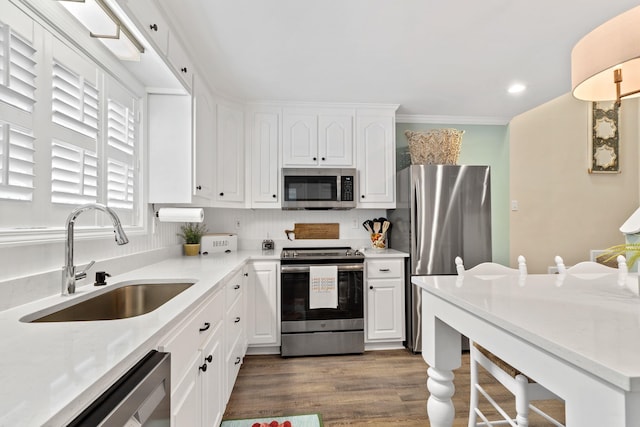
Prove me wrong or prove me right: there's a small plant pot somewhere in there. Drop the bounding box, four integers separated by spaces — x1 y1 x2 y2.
183 243 200 256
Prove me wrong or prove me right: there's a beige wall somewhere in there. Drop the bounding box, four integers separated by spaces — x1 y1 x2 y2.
510 94 639 273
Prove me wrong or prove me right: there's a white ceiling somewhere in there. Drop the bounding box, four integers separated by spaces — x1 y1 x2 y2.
156 0 640 123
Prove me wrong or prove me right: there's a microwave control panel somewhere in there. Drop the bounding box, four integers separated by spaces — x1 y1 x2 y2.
341 176 354 201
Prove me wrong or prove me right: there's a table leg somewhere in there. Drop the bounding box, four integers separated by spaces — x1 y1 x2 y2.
427 366 455 426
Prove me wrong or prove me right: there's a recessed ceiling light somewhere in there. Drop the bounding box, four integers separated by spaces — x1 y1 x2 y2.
508 83 527 94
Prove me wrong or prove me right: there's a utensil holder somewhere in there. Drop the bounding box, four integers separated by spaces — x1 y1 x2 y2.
370 233 386 249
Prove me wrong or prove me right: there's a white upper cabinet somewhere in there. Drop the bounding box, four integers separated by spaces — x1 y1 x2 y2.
282 108 354 167
214 103 245 206
148 94 192 204
192 75 215 202
248 106 281 207
356 111 397 208
167 35 194 91
123 0 169 55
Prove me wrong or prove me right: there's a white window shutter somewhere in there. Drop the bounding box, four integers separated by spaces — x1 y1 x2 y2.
52 61 99 139
0 122 34 200
0 21 37 113
51 141 98 205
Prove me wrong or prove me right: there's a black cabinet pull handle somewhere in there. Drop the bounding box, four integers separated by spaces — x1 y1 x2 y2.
196 185 202 190
243 273 248 277
181 67 188 73
199 322 210 332
205 354 213 363
379 268 391 272
235 357 241 365
234 284 240 290
149 24 158 31
199 363 207 372
234 317 241 323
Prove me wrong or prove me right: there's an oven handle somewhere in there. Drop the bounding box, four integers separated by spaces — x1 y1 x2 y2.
281 264 364 273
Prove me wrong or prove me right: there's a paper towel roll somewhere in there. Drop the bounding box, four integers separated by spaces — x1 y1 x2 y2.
156 208 204 223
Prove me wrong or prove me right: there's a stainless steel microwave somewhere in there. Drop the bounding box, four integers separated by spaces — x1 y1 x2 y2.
281 168 357 210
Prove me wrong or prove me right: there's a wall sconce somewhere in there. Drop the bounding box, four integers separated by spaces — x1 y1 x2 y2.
571 5 640 105
58 0 144 61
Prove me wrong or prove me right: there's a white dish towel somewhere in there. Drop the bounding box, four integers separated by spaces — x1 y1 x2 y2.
309 265 338 309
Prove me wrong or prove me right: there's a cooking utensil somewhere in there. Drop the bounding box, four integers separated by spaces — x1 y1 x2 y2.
362 221 373 233
373 221 381 234
381 221 390 237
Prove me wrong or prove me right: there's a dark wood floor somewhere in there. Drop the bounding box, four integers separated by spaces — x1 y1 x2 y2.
223 349 565 426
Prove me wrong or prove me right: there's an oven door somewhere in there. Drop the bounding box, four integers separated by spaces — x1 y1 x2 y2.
281 263 364 323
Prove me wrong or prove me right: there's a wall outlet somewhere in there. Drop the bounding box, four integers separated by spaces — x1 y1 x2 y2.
511 200 519 211
234 218 241 229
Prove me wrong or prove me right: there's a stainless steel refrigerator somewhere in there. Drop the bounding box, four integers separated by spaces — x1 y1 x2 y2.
387 164 492 353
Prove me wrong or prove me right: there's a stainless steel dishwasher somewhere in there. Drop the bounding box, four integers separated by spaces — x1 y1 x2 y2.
68 350 171 426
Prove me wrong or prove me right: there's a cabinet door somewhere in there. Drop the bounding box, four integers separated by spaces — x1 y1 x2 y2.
367 278 404 341
148 94 192 203
124 0 169 55
200 325 223 427
167 35 193 90
250 109 280 206
247 262 279 346
318 113 354 166
193 75 215 202
215 104 245 204
356 114 395 207
282 111 318 166
172 353 200 427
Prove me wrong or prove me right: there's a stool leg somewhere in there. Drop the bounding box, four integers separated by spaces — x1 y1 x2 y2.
514 374 530 427
468 346 479 427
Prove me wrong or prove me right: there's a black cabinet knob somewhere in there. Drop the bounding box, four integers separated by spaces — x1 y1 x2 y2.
149 24 158 31
181 67 188 73
199 322 210 332
243 273 248 277
370 286 374 290
361 195 365 199
205 354 213 363
313 157 317 161
272 194 277 198
233 284 240 289
219 192 224 196
199 363 207 372
321 157 326 161
196 185 202 190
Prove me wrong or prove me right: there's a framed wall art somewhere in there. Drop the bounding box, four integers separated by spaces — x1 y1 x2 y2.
588 101 620 173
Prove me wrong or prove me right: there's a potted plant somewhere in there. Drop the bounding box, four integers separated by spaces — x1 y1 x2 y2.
177 222 208 256
601 242 640 268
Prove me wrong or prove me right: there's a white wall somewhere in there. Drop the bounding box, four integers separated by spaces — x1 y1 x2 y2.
510 94 639 273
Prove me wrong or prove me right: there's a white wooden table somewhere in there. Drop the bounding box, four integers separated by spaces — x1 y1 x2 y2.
411 273 640 426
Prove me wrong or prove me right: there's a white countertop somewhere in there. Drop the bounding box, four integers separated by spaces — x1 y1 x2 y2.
412 273 640 391
360 248 408 258
0 250 277 427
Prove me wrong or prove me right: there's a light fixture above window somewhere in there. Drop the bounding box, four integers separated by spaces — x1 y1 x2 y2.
507 83 526 94
571 5 640 105
57 0 144 61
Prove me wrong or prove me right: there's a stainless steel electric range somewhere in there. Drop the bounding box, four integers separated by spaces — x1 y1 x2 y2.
280 247 365 357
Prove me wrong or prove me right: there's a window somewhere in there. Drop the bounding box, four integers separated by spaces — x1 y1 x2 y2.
0 2 143 235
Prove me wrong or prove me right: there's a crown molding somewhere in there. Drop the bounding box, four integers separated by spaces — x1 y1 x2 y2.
396 114 510 125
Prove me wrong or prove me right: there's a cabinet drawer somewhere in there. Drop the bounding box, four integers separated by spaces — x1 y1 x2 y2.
225 336 244 401
225 272 243 307
367 259 403 279
225 297 243 354
159 289 223 386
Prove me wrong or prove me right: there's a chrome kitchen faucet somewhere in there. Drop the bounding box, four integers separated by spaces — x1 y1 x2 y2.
62 203 129 295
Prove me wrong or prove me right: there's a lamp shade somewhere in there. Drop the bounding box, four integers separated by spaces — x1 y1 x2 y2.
571 5 640 101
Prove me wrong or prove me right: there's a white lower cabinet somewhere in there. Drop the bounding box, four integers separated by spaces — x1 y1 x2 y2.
246 261 280 347
159 266 248 427
224 267 247 402
365 258 405 343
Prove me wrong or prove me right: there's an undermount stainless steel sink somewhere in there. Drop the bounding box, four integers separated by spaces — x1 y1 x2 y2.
21 282 195 323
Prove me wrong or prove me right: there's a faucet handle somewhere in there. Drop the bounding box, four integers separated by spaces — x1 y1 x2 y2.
75 260 95 280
